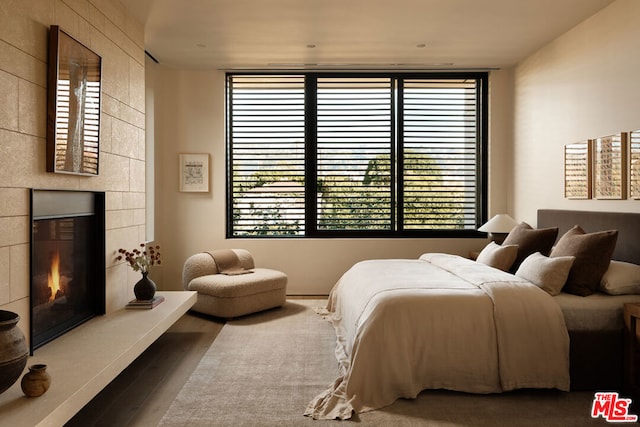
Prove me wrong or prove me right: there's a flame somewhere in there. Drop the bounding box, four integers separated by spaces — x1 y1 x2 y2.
47 252 61 302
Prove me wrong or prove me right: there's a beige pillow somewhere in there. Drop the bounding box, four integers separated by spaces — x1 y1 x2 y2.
515 252 575 296
599 260 640 295
550 225 618 296
476 241 518 272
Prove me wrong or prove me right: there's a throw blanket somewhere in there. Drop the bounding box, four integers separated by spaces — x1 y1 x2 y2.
305 253 569 420
206 250 253 275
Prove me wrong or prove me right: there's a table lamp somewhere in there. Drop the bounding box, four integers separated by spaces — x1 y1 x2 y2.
478 214 518 244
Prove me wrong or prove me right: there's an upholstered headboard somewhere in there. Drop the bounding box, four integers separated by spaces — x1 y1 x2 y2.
537 209 640 265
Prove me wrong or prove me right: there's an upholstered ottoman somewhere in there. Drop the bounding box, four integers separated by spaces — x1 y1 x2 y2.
182 249 287 318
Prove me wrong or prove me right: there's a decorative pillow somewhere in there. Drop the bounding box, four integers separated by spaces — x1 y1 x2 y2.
476 241 518 272
502 222 558 272
550 225 618 296
515 252 575 296
599 260 640 295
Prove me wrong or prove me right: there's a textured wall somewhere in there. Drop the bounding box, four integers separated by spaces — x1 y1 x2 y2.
0 0 146 346
513 0 640 225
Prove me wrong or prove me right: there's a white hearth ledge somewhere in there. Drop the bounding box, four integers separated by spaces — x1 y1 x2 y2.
0 291 197 427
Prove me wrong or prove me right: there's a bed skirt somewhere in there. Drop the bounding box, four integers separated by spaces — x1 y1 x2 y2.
569 329 623 391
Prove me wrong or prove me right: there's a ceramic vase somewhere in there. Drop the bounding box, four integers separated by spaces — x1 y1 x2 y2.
134 272 156 301
21 364 51 397
0 310 29 395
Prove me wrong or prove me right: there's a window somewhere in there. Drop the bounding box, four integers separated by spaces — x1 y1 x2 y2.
227 72 487 238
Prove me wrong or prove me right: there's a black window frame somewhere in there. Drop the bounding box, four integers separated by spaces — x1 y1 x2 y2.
226 71 488 239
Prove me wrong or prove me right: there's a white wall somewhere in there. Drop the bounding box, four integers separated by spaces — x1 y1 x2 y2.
513 0 640 225
149 67 514 294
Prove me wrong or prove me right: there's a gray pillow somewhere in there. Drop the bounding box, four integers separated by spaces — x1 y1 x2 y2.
515 252 575 296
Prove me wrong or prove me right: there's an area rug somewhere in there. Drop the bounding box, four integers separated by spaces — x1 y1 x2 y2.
159 299 612 426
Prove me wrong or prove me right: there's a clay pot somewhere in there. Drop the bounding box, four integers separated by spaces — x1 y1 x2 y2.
21 364 51 397
0 310 29 395
134 272 156 301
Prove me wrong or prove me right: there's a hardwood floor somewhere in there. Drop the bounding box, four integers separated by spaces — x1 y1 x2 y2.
65 311 225 427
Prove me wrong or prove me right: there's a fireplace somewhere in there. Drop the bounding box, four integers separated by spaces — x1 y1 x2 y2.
30 189 105 353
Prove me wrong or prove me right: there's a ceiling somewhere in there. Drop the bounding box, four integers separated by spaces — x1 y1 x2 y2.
121 0 615 71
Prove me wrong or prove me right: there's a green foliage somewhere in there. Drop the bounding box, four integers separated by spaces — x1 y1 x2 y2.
317 174 391 230
232 151 469 235
361 151 467 229
241 204 301 236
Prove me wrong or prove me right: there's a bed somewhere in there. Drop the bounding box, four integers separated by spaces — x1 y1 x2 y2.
305 209 640 420
538 210 640 391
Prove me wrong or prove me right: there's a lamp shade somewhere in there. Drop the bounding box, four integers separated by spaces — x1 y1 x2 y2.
478 214 519 234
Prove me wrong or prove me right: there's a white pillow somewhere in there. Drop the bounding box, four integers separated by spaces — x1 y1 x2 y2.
515 252 575 296
475 241 518 272
599 260 640 295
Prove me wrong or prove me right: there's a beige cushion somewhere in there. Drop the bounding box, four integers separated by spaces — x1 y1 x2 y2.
476 241 518 271
550 225 618 296
515 252 575 296
502 222 558 272
188 268 288 298
599 260 640 295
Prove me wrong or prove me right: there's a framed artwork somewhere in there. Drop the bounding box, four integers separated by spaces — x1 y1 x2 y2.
630 129 640 199
46 25 102 175
179 153 210 192
593 133 627 199
564 141 592 199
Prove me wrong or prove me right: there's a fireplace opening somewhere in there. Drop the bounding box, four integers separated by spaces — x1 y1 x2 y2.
30 190 105 353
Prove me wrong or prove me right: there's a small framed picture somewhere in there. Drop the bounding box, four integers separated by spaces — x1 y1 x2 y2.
593 133 627 200
630 129 640 199
564 140 591 199
179 153 210 192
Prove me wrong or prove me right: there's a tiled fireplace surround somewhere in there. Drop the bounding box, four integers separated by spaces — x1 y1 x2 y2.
0 1 147 337
0 5 192 424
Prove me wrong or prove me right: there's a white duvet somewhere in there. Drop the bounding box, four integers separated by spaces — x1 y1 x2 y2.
305 253 570 420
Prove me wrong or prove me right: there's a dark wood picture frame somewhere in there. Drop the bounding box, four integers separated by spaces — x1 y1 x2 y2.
46 25 102 176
